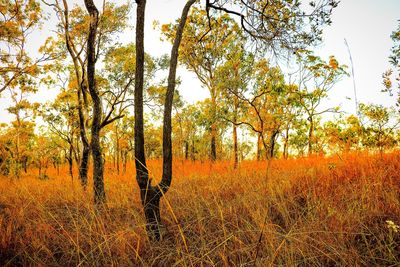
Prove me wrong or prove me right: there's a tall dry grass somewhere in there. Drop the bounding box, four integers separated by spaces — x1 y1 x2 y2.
0 152 399 266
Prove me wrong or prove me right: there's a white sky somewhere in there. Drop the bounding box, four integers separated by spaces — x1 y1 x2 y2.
1 0 399 123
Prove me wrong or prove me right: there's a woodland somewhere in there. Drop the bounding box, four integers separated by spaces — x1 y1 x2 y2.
0 0 400 266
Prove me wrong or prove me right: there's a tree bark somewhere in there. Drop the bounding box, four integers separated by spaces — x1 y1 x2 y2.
84 0 105 204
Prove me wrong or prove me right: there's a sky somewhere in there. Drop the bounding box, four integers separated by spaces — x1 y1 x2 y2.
0 0 399 123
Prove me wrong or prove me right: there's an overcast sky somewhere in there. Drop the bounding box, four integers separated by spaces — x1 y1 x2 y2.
0 0 399 123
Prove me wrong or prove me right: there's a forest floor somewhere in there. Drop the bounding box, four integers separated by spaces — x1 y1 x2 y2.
0 152 399 266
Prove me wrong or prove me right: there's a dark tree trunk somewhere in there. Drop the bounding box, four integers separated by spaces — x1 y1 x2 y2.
233 124 238 168
134 0 195 241
84 0 105 204
256 133 262 161
23 157 27 173
61 0 89 188
123 150 128 174
184 140 189 160
268 130 279 159
191 139 195 161
116 125 120 175
210 94 217 161
68 143 74 180
283 126 289 159
308 116 314 156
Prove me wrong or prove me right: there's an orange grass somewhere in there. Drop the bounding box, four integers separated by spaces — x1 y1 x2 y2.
0 152 399 266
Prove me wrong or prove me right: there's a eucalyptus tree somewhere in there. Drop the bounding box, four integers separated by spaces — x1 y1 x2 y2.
44 0 130 188
162 7 243 161
293 52 347 155
134 0 196 240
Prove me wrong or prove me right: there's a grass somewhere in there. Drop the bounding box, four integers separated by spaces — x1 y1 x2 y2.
0 152 399 266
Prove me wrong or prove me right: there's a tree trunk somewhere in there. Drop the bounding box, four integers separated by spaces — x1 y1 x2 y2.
308 116 314 156
283 126 289 159
191 139 195 161
210 94 217 161
123 150 127 174
116 125 120 175
268 130 279 159
184 140 189 160
256 133 262 161
23 156 27 173
84 0 105 204
61 0 89 188
68 143 74 180
233 124 238 168
134 0 195 241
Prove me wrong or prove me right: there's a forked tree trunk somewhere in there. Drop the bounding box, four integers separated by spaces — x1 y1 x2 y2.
84 0 105 204
134 0 195 240
60 0 90 188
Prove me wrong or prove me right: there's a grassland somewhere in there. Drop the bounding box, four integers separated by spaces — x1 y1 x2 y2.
0 152 399 266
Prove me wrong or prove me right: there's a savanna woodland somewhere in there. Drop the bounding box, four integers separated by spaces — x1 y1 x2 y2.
1 0 400 266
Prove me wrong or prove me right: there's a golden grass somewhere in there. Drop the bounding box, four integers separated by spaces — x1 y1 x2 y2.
0 152 399 266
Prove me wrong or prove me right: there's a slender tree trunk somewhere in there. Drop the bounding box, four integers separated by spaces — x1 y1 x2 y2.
184 140 189 160
210 94 217 161
123 150 127 174
134 0 195 241
191 139 195 161
134 0 159 239
60 0 90 188
268 130 279 159
257 133 262 161
233 124 238 168
68 143 74 180
116 125 120 175
308 116 314 156
283 126 289 159
23 157 27 173
84 0 105 204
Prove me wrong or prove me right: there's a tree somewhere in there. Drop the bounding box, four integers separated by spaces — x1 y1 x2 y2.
293 52 347 155
41 87 79 180
323 115 363 153
162 7 243 161
359 103 398 154
0 0 49 95
44 0 130 188
382 21 400 110
205 0 339 54
228 59 286 162
134 0 196 240
215 44 254 167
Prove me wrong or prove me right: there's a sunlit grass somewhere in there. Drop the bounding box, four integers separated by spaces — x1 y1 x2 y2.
0 152 399 266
